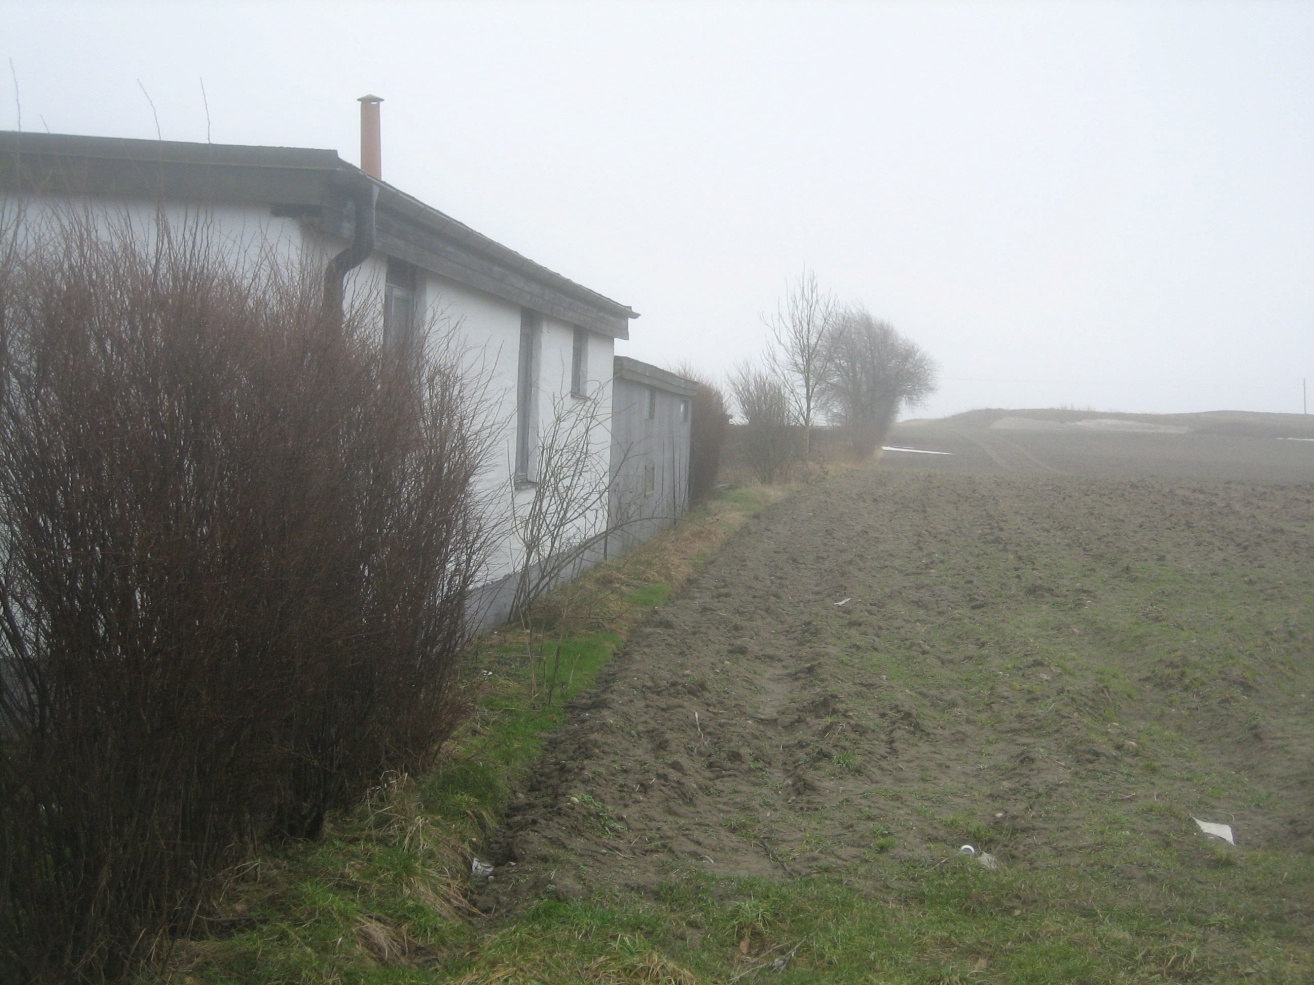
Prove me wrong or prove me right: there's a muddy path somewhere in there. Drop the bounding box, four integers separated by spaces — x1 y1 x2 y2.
482 416 1314 914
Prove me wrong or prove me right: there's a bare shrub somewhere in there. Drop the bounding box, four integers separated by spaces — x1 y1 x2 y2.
506 385 623 701
509 385 615 622
677 366 730 505
0 210 492 983
729 362 800 484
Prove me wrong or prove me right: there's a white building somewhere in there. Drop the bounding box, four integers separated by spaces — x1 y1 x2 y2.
0 110 638 626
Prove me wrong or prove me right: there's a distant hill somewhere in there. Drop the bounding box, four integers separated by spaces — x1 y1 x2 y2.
907 408 1314 439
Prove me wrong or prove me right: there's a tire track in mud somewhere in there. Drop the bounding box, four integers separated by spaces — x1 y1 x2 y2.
946 426 1069 475
483 481 881 904
482 469 1032 907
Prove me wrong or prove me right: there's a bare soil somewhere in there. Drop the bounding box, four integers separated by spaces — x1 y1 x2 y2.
483 410 1314 920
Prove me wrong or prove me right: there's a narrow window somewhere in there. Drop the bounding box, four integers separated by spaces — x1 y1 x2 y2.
571 327 588 397
646 386 657 420
384 258 417 349
516 309 539 480
643 462 656 495
680 398 690 422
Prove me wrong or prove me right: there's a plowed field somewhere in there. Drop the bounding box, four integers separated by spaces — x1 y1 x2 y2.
483 411 1314 979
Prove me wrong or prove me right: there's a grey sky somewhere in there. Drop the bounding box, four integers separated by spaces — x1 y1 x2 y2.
5 0 1312 418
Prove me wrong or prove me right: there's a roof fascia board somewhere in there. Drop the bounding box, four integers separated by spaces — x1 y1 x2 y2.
373 187 634 339
0 131 340 209
614 356 697 396
375 213 630 339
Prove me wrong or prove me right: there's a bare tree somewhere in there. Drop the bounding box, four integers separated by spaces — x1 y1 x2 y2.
820 307 937 458
508 384 615 626
729 361 800 484
766 268 836 456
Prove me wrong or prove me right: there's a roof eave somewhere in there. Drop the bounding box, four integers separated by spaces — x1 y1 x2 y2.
614 356 697 396
0 130 639 338
372 182 636 339
0 131 342 209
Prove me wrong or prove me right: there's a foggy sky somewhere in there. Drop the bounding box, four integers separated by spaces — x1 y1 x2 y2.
4 0 1312 419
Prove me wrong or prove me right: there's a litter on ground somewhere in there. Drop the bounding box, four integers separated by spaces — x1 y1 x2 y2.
959 844 999 869
1193 818 1235 845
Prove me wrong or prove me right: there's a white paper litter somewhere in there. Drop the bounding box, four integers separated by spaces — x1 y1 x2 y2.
881 445 953 455
1193 818 1235 845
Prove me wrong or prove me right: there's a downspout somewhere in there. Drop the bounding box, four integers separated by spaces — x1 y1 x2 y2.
321 169 377 321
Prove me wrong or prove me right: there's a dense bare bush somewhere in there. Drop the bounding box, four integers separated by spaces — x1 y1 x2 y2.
679 368 730 505
729 362 801 484
0 211 492 983
820 308 937 457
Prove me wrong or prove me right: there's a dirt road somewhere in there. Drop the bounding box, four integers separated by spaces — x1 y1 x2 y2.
485 411 1314 916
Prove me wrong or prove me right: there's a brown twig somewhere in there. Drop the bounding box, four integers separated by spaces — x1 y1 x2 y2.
728 938 806 983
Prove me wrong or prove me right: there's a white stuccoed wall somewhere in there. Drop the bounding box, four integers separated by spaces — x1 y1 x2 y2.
6 192 617 621
9 195 315 274
345 256 616 594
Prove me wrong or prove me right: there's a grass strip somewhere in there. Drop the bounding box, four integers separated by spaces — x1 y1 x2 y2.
148 483 789 984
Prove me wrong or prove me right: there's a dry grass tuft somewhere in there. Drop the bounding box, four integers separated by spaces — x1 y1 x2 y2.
361 772 434 852
354 915 410 963
444 952 698 985
589 951 699 983
445 966 524 984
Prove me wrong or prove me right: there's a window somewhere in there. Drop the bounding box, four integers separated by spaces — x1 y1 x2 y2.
680 398 690 423
571 327 588 397
383 258 418 350
643 462 656 495
515 309 539 480
646 386 657 420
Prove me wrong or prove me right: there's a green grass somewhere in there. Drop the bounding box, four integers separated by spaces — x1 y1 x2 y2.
148 482 786 985
450 851 1314 984
150 474 1314 984
627 581 673 608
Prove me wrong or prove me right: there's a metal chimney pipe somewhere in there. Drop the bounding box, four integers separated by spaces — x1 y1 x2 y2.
358 94 383 179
